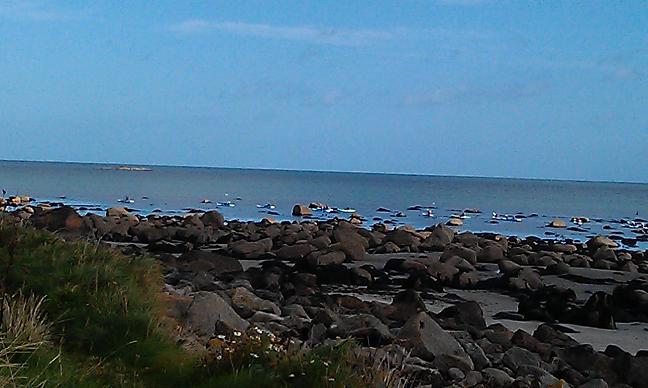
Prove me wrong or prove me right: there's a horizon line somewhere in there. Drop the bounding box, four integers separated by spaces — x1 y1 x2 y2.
2 158 647 186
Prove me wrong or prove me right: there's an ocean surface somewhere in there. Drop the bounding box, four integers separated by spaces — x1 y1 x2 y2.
2 161 647 248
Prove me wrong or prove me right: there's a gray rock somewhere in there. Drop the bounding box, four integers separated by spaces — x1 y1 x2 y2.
502 346 542 371
578 379 608 388
482 367 514 386
331 314 393 344
282 304 310 319
231 287 281 315
398 312 474 371
186 291 249 336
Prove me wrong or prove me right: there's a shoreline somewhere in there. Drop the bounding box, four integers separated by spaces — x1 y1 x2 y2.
2 202 648 385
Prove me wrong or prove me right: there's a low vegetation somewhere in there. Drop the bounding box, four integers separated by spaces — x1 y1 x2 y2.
0 223 406 387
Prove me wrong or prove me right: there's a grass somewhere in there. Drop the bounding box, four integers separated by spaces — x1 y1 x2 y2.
0 223 410 387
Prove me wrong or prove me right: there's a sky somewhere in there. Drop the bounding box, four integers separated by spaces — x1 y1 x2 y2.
0 1 647 182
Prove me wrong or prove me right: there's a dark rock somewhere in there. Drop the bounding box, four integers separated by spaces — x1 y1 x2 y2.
383 229 420 248
31 206 85 233
421 224 455 251
180 250 242 275
502 346 541 371
274 243 314 260
201 211 225 228
330 314 393 345
230 238 273 259
438 301 486 330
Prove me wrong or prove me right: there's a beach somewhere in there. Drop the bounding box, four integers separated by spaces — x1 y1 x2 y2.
2 197 648 387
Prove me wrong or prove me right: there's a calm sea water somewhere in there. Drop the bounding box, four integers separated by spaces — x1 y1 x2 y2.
2 161 647 246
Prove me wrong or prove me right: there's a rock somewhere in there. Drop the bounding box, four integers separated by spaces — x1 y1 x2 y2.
314 250 346 266
201 210 225 228
186 291 249 336
230 238 273 259
593 247 616 261
502 346 542 371
31 206 84 232
427 261 459 283
448 367 465 381
498 260 521 274
438 301 486 330
231 287 281 317
376 241 401 254
106 207 138 222
421 224 456 251
533 324 578 348
587 236 619 250
310 235 331 250
547 261 571 275
447 218 464 227
619 261 638 273
463 371 483 386
282 304 310 319
383 229 420 248
548 218 567 228
482 367 514 386
331 314 393 345
442 244 477 265
389 289 427 322
578 379 609 388
180 250 243 275
248 311 283 323
398 312 474 371
351 267 372 285
274 243 314 260
292 204 313 217
478 245 505 262
335 240 366 261
551 243 578 253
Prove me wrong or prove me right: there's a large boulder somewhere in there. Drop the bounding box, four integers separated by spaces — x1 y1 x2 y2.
438 301 486 330
421 224 455 251
230 238 273 259
201 210 225 228
31 206 84 232
330 314 393 345
274 243 315 261
292 204 313 217
383 229 420 249
186 291 249 336
477 245 505 263
398 312 474 371
548 218 567 228
230 287 281 317
106 207 138 223
180 250 243 275
587 235 618 250
502 346 542 371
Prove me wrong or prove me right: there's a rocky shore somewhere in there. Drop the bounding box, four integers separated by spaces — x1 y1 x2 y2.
2 200 648 387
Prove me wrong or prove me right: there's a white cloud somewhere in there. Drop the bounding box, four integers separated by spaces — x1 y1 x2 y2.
0 1 92 21
169 20 397 46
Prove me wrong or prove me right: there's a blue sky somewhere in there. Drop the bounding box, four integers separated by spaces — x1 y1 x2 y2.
1 1 647 182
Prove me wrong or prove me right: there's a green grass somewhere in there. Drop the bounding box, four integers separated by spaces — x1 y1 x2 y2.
0 224 406 387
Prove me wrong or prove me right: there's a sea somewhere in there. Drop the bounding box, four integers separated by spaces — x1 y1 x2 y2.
2 160 647 248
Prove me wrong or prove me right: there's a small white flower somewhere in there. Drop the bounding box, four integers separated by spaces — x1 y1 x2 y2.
250 352 259 359
233 331 242 337
217 335 226 340
288 374 295 378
